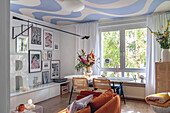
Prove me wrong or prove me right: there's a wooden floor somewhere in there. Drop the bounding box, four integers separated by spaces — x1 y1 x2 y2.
36 93 155 113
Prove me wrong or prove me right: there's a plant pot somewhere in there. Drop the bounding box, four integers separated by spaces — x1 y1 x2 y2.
161 49 170 62
83 67 93 78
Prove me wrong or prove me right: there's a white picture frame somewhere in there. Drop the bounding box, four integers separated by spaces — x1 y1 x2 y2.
51 60 60 79
42 60 50 70
29 26 43 50
16 36 28 53
44 30 53 50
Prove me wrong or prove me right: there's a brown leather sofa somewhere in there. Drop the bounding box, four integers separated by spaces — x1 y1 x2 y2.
76 89 121 113
59 89 121 113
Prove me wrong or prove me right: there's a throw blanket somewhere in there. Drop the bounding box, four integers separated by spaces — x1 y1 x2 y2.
145 92 170 108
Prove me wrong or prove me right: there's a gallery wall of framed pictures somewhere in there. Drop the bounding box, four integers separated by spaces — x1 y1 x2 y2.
13 21 60 85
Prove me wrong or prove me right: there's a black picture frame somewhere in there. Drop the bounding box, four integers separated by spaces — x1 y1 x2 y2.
42 71 50 84
29 50 42 73
50 60 60 79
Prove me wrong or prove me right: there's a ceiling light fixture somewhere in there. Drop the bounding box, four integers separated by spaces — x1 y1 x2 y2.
61 0 85 12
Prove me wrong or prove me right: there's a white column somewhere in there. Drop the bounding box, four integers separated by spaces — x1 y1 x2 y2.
0 0 10 112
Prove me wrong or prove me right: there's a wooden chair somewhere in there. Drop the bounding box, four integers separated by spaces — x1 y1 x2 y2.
69 77 93 104
93 78 112 92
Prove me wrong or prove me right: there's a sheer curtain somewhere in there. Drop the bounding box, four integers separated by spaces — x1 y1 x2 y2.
146 12 170 96
75 22 100 75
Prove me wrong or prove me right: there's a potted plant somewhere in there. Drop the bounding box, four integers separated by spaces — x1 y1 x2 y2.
75 49 95 78
147 19 170 62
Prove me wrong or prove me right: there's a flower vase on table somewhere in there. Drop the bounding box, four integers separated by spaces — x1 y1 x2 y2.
83 67 93 78
147 19 170 62
75 49 95 78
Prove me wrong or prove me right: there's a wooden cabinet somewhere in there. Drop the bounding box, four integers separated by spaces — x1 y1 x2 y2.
155 62 170 93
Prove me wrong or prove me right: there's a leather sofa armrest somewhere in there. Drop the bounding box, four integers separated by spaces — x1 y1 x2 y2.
95 95 121 113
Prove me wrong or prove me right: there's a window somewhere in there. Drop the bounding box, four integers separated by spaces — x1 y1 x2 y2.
100 22 147 79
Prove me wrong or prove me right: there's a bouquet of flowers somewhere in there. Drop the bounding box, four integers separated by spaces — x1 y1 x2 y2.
75 49 95 72
147 19 170 49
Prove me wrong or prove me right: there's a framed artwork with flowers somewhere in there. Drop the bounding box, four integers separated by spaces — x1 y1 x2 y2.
44 30 53 50
29 50 42 73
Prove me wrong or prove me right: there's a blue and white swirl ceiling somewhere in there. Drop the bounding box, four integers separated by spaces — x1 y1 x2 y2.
10 0 170 25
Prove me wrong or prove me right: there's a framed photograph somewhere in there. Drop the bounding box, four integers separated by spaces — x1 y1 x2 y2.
29 50 42 73
21 24 29 36
44 30 53 50
47 51 52 60
51 60 60 79
16 36 28 53
29 26 43 50
42 51 47 60
42 71 50 84
42 60 50 70
54 42 59 50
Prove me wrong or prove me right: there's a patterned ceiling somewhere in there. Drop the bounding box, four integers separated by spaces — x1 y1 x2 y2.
10 0 170 25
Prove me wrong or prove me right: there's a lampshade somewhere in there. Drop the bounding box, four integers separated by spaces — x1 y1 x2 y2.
61 0 85 12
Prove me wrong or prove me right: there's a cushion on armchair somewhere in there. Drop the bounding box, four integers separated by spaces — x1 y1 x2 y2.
89 89 113 112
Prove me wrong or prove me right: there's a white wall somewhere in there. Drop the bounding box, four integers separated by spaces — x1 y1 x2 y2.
10 12 61 92
0 0 10 112
60 25 76 77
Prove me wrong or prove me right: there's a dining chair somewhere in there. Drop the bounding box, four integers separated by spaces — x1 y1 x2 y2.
93 78 112 92
69 77 94 104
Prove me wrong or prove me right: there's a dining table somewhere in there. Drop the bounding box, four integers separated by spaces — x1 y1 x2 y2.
64 75 145 104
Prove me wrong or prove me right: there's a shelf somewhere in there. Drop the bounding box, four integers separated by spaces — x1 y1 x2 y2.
10 81 69 97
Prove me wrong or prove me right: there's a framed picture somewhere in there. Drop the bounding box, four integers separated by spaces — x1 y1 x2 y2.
29 26 43 50
42 71 50 84
47 51 52 60
42 60 50 70
51 60 60 79
16 36 28 53
29 50 42 73
54 42 59 50
21 24 29 36
42 51 47 60
44 30 53 50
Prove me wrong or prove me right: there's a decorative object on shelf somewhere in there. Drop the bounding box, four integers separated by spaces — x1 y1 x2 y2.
42 51 47 60
44 30 53 50
16 36 28 53
19 86 29 92
29 50 42 73
42 71 50 84
16 104 25 112
25 99 36 110
42 60 50 70
75 49 96 78
139 75 144 83
21 24 29 36
15 60 23 71
47 51 52 60
54 42 59 50
51 60 60 79
10 55 28 73
147 19 170 62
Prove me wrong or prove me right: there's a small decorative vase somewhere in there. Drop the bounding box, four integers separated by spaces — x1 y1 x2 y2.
83 67 92 78
161 49 170 62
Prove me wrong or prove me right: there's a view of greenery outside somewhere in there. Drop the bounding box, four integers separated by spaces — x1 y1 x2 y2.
101 28 147 78
125 28 147 78
102 31 120 68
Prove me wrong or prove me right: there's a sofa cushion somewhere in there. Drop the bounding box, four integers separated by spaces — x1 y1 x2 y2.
75 105 91 113
89 89 113 112
80 91 102 97
94 95 121 113
68 95 93 113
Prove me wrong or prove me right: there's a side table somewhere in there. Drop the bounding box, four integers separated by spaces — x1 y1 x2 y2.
11 105 43 113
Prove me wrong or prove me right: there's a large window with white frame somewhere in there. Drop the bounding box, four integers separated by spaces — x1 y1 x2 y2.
100 22 147 79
